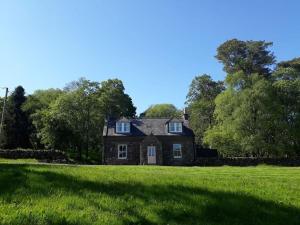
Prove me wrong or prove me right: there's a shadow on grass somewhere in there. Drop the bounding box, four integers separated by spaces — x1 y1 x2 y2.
0 164 299 225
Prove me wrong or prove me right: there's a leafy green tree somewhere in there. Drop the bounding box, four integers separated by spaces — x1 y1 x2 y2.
98 79 136 119
40 78 136 161
41 79 103 159
204 39 285 157
22 89 64 149
186 74 224 145
203 88 240 155
216 39 275 77
271 58 300 155
204 73 280 157
141 104 180 118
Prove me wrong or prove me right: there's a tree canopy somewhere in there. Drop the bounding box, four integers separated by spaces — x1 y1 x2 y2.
203 42 300 157
1 39 299 160
98 79 136 119
141 104 181 118
216 39 275 77
1 78 136 162
186 74 224 145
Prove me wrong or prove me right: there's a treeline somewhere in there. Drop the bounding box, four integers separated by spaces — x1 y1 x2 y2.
0 78 136 161
1 39 299 159
187 39 300 157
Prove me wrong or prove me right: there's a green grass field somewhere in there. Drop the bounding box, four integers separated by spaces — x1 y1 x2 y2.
0 160 299 225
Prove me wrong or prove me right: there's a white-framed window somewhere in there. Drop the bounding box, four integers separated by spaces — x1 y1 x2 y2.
169 122 182 133
173 144 182 158
118 144 127 159
116 122 130 133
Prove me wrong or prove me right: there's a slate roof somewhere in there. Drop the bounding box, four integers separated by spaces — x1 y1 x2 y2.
103 118 194 137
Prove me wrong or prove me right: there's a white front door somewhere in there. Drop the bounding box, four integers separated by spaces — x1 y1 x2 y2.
147 146 156 164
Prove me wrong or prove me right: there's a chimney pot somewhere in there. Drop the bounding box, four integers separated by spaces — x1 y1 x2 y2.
183 108 189 120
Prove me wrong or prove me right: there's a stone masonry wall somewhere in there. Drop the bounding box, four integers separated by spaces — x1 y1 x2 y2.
157 136 195 166
194 157 300 166
103 136 143 165
0 149 68 162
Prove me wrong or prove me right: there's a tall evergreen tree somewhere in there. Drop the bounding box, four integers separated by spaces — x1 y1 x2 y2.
205 39 283 157
4 86 31 148
216 39 275 77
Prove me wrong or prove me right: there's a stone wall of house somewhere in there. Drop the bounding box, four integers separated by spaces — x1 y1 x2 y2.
103 136 195 166
0 149 68 162
103 136 143 165
157 136 195 166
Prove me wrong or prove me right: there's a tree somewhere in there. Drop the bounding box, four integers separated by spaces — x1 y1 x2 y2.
3 86 31 149
186 74 224 145
204 74 280 157
40 78 136 161
216 39 275 77
0 97 6 146
98 79 136 119
141 104 180 118
203 89 241 155
22 88 64 149
271 58 300 155
204 39 287 157
41 79 103 159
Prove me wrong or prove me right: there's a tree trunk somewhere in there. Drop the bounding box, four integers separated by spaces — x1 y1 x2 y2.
86 108 90 159
78 142 82 160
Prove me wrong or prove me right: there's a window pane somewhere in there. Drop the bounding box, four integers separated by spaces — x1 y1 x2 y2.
169 122 182 132
173 144 182 158
148 147 156 156
169 122 175 132
116 122 130 133
173 144 181 150
125 123 130 132
118 144 127 159
116 123 122 132
177 123 182 132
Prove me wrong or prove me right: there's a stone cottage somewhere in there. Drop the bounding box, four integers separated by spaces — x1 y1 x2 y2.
103 113 195 165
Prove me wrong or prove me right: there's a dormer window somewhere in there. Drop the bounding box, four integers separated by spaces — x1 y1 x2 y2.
169 122 182 133
116 122 130 133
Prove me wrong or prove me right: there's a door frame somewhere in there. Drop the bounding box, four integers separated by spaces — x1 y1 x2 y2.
147 146 156 164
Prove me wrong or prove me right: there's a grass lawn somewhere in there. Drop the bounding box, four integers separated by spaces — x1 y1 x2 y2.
0 161 299 225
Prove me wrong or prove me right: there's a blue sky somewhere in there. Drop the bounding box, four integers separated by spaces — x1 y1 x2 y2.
1 0 299 113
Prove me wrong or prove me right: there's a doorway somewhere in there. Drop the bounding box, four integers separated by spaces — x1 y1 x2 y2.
147 146 156 164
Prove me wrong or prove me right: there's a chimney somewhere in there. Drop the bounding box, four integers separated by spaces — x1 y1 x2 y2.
183 108 189 120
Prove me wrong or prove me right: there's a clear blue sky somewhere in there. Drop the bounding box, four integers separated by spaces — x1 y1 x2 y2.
1 0 299 113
